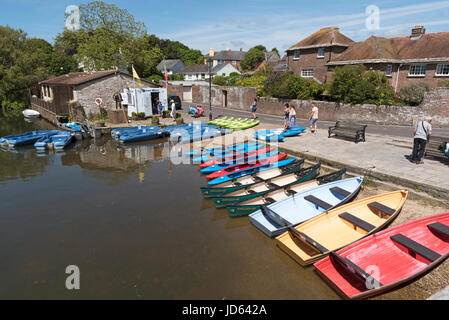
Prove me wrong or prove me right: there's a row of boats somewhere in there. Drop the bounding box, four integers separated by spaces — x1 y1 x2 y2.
111 123 231 144
187 142 449 300
0 130 74 151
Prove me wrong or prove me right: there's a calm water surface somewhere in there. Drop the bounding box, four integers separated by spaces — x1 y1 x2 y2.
0 115 338 299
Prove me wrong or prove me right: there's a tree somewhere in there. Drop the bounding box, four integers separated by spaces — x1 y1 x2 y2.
240 45 267 71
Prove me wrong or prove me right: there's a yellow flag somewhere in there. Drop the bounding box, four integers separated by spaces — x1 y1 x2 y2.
132 65 142 87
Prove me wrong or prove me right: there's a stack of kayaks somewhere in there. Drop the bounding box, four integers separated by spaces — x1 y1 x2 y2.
34 131 74 151
0 130 60 148
190 143 262 164
199 147 274 169
167 123 230 143
208 117 260 130
254 127 306 142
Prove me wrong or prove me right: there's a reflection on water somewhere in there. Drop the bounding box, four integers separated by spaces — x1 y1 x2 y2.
0 115 339 300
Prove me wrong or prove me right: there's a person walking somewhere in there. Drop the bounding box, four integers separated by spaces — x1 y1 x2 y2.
170 99 176 121
250 98 258 119
411 116 432 164
289 104 297 128
309 103 319 133
157 100 163 119
283 103 290 130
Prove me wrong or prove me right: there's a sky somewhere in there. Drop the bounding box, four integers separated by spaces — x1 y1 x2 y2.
1 0 449 55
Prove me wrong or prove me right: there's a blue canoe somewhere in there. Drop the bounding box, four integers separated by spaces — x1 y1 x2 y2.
186 142 260 157
200 151 280 174
191 143 264 164
0 130 60 147
208 157 297 186
34 131 73 151
170 126 228 143
112 126 161 139
254 127 306 142
119 128 167 143
249 177 364 238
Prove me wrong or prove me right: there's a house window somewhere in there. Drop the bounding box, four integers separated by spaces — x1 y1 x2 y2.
317 48 325 58
386 65 393 77
232 60 236 65
293 50 300 60
409 65 426 77
301 69 314 77
222 73 226 76
436 64 449 76
201 73 205 79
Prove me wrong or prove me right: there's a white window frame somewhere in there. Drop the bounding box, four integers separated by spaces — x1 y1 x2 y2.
386 64 393 77
408 64 426 77
317 48 325 58
436 64 449 76
293 50 300 60
301 69 314 78
232 60 236 65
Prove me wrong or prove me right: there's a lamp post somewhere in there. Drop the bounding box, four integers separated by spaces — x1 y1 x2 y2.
207 58 213 121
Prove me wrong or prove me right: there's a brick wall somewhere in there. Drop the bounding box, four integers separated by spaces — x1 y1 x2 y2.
193 85 257 110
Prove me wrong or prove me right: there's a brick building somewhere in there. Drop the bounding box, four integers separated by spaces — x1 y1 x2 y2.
286 25 449 92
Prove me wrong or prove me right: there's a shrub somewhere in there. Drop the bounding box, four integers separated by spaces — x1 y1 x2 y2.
263 72 324 100
212 76 228 86
399 82 430 106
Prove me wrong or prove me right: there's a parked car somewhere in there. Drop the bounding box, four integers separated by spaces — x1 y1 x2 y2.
168 95 182 110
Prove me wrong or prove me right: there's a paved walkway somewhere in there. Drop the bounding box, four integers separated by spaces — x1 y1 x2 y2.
428 285 449 300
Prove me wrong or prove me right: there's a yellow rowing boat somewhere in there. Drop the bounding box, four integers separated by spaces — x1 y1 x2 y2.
275 190 408 266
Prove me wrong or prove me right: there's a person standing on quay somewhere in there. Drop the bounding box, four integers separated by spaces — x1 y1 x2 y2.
309 103 319 133
289 104 297 128
250 98 258 119
411 116 432 164
283 103 290 130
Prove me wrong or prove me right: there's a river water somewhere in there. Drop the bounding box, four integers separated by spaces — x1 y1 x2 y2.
0 115 338 300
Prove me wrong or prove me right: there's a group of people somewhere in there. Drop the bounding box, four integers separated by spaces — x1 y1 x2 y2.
154 99 177 121
282 102 319 134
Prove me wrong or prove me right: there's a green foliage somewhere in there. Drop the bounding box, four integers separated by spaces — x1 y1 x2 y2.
398 82 430 106
147 74 162 83
328 65 397 105
240 45 266 71
212 76 228 86
263 72 324 100
167 74 184 81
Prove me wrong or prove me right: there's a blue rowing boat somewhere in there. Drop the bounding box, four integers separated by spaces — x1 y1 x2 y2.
249 177 363 238
119 128 168 143
208 157 297 186
34 131 73 151
254 127 306 142
111 126 161 139
0 130 60 148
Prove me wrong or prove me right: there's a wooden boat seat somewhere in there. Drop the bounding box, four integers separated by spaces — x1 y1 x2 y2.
251 176 264 183
233 181 242 186
339 212 376 232
247 190 257 195
329 252 383 287
260 205 290 226
263 197 276 204
330 186 351 198
266 182 280 189
285 189 297 197
428 222 449 239
368 202 395 216
304 195 333 210
289 227 328 254
391 234 442 263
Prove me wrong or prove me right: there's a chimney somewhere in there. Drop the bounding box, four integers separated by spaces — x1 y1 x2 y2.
226 48 230 51
209 47 215 57
411 25 425 40
240 48 242 51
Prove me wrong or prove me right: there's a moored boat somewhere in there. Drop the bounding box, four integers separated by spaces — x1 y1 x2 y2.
249 177 364 238
314 211 449 300
207 157 297 186
200 159 304 197
276 190 408 266
0 130 59 148
119 128 167 143
227 168 347 217
199 147 274 169
22 109 40 119
34 131 74 151
205 153 288 181
213 163 321 209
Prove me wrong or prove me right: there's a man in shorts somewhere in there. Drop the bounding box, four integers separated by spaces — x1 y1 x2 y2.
309 103 319 133
411 116 432 164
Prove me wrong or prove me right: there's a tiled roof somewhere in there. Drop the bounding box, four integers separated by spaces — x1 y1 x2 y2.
288 27 354 51
180 64 210 73
40 71 117 85
157 59 183 70
329 31 449 64
205 50 247 61
211 63 240 73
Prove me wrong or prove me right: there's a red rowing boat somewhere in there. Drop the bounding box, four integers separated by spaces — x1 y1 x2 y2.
205 153 288 181
199 147 274 169
314 212 449 299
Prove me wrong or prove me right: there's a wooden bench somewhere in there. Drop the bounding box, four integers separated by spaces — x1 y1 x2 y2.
328 121 367 143
425 135 449 161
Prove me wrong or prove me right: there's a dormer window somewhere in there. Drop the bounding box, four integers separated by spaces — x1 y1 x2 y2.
293 50 300 60
317 48 325 58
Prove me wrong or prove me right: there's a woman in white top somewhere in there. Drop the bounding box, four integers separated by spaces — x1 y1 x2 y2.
170 100 176 120
289 105 296 128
